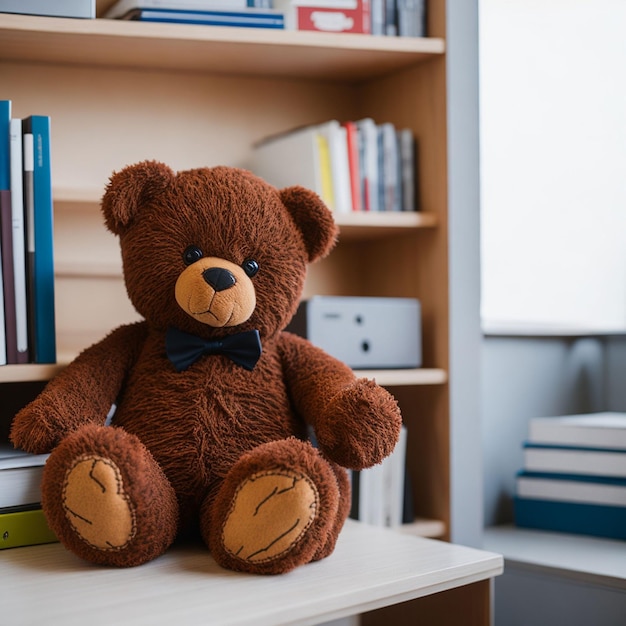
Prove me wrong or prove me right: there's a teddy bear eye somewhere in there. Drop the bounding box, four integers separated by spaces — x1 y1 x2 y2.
242 258 259 278
183 245 204 266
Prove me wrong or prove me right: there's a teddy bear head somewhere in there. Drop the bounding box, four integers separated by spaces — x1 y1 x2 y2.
101 161 337 341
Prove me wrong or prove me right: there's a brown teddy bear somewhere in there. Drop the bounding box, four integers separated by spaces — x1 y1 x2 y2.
10 161 402 575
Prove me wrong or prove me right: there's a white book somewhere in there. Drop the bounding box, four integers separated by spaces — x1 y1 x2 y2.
528 412 626 450
523 443 626 478
516 473 626 508
246 125 328 204
0 0 95 18
9 118 28 360
0 444 49 509
383 424 407 527
379 122 400 212
105 0 251 19
355 118 379 211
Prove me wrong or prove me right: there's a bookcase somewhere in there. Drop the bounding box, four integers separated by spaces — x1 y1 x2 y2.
0 1 491 621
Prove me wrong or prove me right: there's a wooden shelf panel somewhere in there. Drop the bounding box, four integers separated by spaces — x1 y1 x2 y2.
2 520 502 626
357 368 447 386
0 13 444 81
0 362 446 386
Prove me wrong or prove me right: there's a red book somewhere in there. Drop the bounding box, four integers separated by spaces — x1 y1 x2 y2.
343 121 363 212
292 0 370 34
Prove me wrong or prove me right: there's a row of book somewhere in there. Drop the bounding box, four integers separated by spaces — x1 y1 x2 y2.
104 0 426 37
247 119 417 214
0 100 56 366
514 412 626 541
350 425 411 527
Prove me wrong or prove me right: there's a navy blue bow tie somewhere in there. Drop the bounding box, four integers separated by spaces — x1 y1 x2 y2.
166 327 262 372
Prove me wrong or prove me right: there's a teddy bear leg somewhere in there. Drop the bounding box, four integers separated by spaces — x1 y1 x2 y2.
311 462 351 562
42 424 179 567
202 438 344 575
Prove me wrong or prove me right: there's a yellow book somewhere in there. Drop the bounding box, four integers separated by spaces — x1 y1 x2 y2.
316 133 335 210
0 507 57 550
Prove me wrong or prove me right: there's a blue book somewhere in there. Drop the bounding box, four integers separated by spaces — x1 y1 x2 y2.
514 496 626 541
22 116 56 364
124 7 285 28
0 100 11 366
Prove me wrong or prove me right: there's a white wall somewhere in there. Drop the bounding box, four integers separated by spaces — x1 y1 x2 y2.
480 0 626 333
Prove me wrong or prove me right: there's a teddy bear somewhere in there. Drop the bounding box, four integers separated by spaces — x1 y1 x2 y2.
10 161 402 575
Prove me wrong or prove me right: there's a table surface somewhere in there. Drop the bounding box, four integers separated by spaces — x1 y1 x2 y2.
2 520 503 626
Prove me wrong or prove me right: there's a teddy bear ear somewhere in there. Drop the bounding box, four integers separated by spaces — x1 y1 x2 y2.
101 160 175 235
279 186 338 262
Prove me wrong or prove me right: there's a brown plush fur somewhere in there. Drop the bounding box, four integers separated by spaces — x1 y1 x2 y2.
11 162 402 574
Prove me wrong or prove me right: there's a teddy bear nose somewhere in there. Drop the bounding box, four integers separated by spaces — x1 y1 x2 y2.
202 267 236 292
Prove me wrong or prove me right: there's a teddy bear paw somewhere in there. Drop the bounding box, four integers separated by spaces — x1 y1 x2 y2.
62 455 136 551
221 470 319 564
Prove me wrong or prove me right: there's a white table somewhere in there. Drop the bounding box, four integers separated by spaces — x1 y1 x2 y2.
3 520 503 626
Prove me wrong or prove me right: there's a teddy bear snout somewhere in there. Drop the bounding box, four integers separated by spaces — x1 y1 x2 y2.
203 267 236 292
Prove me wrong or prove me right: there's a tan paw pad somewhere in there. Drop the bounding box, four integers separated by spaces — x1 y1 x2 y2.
222 470 319 563
62 455 136 551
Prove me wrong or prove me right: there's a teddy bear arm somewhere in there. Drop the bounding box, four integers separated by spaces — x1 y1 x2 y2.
10 322 149 454
278 332 402 470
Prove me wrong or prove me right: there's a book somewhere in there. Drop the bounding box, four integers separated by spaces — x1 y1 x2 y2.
516 471 626 508
105 0 254 20
0 169 17 363
343 121 363 212
396 0 426 38
355 118 379 211
514 496 626 541
22 116 56 365
0 505 57 550
0 99 10 366
398 127 416 211
247 124 333 208
276 0 371 34
120 7 286 28
378 122 400 211
0 443 49 509
0 0 95 18
523 442 626 478
9 118 28 363
22 131 36 362
528 412 626 450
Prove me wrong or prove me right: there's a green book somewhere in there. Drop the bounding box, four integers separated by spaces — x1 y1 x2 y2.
0 506 58 550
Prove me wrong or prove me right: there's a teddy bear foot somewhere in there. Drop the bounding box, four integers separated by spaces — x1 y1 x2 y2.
62 455 135 551
42 424 179 567
204 438 344 575
221 469 318 564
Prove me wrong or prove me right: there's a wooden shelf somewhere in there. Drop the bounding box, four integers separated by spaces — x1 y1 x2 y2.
1 520 502 626
0 13 444 81
483 525 626 591
0 362 446 386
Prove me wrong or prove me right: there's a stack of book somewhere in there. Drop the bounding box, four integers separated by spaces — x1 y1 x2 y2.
247 119 417 214
0 100 56 366
105 0 285 29
514 412 626 540
0 443 57 550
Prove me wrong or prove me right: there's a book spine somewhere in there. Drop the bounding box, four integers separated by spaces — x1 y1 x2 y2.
23 116 56 365
343 121 363 212
22 132 36 362
0 187 17 362
0 100 10 366
0 507 58 550
9 118 29 362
